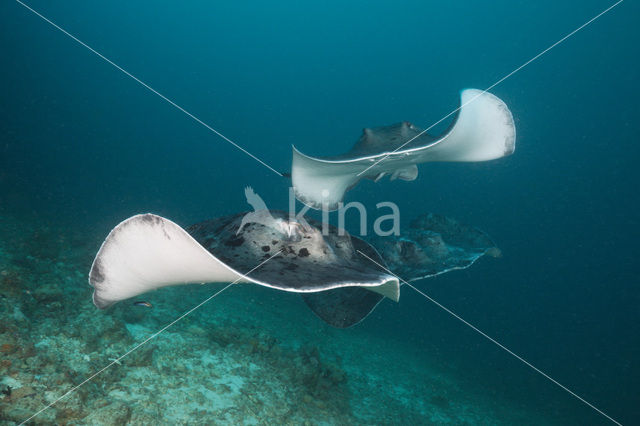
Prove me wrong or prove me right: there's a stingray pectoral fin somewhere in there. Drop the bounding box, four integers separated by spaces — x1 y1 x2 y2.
420 89 516 162
301 287 386 328
89 214 247 309
366 279 400 301
291 146 362 211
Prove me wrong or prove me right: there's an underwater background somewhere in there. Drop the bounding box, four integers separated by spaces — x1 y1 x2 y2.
1 0 638 424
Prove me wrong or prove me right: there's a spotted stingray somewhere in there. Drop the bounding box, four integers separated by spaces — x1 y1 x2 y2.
291 89 516 210
89 211 498 327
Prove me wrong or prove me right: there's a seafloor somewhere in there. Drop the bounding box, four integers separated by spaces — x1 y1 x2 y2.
0 210 553 425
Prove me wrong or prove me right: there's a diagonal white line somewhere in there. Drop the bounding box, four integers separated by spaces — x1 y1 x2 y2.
20 249 283 425
14 0 284 177
356 249 622 426
356 0 624 177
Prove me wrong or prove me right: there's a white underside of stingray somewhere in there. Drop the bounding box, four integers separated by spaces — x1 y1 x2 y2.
89 214 400 309
292 89 516 210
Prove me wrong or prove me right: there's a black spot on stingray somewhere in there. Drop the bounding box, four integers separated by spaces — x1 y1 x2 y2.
285 263 298 271
298 248 310 257
271 240 278 245
224 236 245 247
261 245 270 252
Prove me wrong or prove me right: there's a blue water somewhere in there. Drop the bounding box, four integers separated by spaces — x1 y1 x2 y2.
1 0 638 424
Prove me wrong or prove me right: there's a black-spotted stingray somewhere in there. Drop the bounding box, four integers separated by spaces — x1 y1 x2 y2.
89 211 498 327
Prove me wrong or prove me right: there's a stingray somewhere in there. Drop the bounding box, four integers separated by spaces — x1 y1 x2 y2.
301 213 501 327
89 211 399 317
291 89 516 210
89 210 498 328
367 213 502 280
